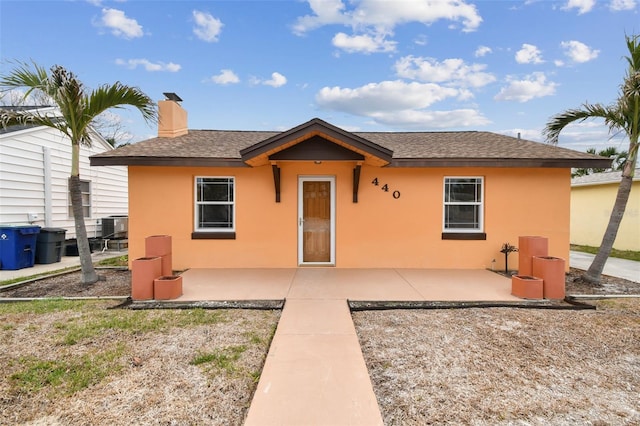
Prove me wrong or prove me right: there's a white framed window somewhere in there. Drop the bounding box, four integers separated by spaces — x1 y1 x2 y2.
443 177 484 232
194 177 235 232
68 179 91 218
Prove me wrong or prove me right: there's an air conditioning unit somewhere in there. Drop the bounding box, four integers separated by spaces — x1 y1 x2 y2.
102 215 128 239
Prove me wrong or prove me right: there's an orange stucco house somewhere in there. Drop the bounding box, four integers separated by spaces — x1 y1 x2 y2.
91 98 610 272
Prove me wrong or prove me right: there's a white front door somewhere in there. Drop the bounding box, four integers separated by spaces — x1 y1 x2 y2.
298 176 335 265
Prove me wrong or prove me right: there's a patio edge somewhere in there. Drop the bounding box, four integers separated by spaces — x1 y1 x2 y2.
348 298 595 311
124 299 285 310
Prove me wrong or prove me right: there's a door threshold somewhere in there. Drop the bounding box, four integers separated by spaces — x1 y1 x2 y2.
298 264 336 267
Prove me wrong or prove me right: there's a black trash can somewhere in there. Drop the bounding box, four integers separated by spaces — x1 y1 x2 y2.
35 228 67 264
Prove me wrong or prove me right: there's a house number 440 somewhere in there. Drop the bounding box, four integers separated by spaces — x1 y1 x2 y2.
371 177 401 199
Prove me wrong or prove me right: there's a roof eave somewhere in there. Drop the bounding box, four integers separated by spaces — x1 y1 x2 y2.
90 156 247 167
239 118 393 165
389 158 614 168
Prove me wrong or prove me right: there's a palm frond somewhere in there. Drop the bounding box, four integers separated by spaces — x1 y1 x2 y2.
0 60 50 99
0 109 66 132
543 103 622 145
1 62 156 147
87 82 157 124
624 34 640 72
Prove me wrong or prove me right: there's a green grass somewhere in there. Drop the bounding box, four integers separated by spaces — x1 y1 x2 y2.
10 345 125 396
1 301 228 347
2 302 243 400
0 298 89 314
571 244 640 262
54 307 227 345
189 323 279 380
243 330 265 345
96 255 128 267
190 345 247 374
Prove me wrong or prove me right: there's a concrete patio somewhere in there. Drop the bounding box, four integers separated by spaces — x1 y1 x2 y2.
176 268 522 302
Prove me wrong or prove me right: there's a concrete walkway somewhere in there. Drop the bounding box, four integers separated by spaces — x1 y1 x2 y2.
570 251 639 283
244 298 384 425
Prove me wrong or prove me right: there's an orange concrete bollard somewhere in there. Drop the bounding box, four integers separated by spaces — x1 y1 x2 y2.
159 253 172 276
145 235 172 257
511 275 544 299
132 257 162 300
533 256 566 300
518 236 548 276
145 235 172 276
154 275 183 300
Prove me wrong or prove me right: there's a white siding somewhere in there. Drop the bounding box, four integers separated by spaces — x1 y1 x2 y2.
0 126 128 239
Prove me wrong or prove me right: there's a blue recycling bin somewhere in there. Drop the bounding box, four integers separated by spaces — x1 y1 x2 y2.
0 225 41 270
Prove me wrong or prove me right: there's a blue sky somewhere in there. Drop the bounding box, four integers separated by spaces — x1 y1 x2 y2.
1 0 638 153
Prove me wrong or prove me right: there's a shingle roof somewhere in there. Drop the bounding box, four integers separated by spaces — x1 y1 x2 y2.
572 168 640 186
90 120 611 169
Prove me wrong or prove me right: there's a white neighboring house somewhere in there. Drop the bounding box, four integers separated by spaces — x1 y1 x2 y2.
0 106 128 240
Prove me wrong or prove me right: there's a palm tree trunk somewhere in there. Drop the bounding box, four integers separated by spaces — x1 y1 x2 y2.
583 173 633 284
69 176 99 285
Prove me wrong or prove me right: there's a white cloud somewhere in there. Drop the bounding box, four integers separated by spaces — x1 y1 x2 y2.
292 0 349 34
0 88 54 106
494 72 557 102
368 109 490 128
610 0 636 10
315 77 493 128
548 121 627 152
414 35 428 46
560 40 600 63
193 10 223 42
347 0 482 33
394 56 496 88
332 32 396 53
515 44 544 64
500 128 544 142
293 0 482 54
261 72 288 88
563 0 596 14
115 58 181 72
210 69 239 85
475 45 492 57
98 8 143 39
316 80 460 115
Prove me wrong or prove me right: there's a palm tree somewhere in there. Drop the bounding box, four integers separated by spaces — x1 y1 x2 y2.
572 146 628 177
544 34 639 285
0 62 156 284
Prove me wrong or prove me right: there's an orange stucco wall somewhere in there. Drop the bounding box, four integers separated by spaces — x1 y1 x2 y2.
128 163 571 271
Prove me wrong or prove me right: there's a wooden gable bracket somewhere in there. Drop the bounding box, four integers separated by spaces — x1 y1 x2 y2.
353 163 362 203
271 163 281 203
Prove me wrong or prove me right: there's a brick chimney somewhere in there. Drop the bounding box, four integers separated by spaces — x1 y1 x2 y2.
158 93 187 138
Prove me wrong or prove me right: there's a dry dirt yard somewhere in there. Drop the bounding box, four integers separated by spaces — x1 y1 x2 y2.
0 300 280 425
354 298 640 425
1 266 639 425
